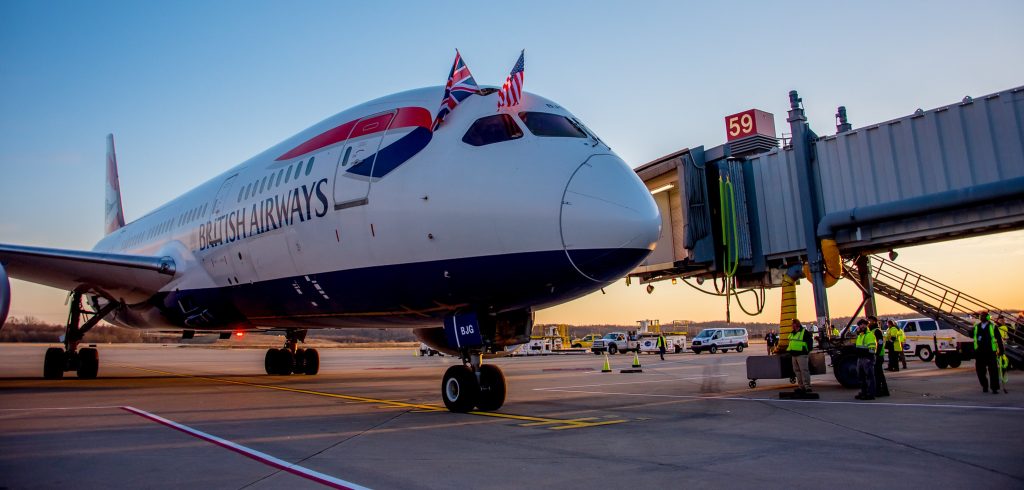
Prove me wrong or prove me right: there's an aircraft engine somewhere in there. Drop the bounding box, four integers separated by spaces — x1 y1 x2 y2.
414 309 533 355
0 262 10 330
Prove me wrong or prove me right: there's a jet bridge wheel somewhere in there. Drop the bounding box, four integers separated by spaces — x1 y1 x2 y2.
442 365 479 413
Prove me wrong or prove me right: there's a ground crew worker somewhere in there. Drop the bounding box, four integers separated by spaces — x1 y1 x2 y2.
656 333 667 361
974 312 1005 394
869 316 889 396
830 323 840 338
764 330 776 354
995 314 1011 343
885 320 902 372
897 324 907 369
854 320 876 400
787 319 813 394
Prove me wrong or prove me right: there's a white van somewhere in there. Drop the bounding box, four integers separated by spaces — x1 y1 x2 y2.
690 328 749 354
897 318 970 362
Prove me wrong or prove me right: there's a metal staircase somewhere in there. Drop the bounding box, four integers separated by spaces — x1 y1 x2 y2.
845 256 1023 366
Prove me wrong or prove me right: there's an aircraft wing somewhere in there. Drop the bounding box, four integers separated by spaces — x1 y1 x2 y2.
0 243 176 304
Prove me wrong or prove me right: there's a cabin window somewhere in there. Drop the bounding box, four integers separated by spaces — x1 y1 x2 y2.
462 114 523 146
305 156 315 176
518 112 587 138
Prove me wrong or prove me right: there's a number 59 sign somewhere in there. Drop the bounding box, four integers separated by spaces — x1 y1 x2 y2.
724 109 775 142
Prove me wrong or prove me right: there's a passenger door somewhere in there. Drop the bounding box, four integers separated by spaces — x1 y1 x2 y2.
332 110 396 210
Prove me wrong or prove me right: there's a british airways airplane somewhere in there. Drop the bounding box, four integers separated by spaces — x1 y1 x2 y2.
0 86 660 412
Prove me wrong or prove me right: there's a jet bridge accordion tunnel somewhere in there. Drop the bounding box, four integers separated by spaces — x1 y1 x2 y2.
629 85 1024 327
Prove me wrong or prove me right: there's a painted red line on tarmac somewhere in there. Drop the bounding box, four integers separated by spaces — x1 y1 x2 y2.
121 406 369 490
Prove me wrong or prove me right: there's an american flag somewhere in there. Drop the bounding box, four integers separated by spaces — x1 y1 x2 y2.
433 50 480 130
497 50 525 108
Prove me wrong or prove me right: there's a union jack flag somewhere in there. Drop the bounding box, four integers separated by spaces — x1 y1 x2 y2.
433 50 480 130
497 50 525 108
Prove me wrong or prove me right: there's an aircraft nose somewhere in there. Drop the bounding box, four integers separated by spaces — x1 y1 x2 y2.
559 154 661 282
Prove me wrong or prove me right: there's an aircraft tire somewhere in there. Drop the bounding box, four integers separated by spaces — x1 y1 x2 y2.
43 347 65 379
442 365 479 413
303 349 320 375
77 348 99 379
476 365 506 411
265 349 279 375
293 348 306 374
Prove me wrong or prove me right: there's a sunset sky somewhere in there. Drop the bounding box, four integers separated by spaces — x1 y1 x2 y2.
2 0 1022 325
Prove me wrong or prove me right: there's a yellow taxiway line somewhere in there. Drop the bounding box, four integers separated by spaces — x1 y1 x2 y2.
126 366 625 430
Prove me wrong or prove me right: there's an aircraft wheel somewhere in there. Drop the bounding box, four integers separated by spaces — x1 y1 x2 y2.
43 347 65 379
303 349 320 375
293 348 307 374
265 348 279 375
441 365 479 413
277 349 295 375
476 365 506 411
77 348 99 379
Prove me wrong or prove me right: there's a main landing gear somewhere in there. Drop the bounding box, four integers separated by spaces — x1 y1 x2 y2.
441 351 506 413
43 292 118 379
264 328 319 375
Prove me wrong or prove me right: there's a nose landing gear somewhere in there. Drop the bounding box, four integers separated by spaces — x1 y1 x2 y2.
264 328 319 375
441 351 506 413
42 292 118 379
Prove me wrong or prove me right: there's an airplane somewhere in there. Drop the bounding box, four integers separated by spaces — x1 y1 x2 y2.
0 85 660 412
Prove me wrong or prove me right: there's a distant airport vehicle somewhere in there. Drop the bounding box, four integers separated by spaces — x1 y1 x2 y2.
0 86 660 412
418 343 444 357
571 333 602 349
591 332 640 355
896 317 973 367
690 327 749 354
639 332 685 354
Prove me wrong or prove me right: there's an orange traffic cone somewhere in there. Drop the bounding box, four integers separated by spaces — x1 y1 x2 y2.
632 351 642 368
601 352 612 373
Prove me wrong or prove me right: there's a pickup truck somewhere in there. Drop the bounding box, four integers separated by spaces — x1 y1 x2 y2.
591 332 639 355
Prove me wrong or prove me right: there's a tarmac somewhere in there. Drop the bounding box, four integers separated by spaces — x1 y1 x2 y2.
1 343 1022 489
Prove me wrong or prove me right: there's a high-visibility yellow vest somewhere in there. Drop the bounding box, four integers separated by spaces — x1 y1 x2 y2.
887 326 904 352
657 336 666 347
998 323 1010 342
856 331 877 353
896 329 906 352
871 328 885 357
831 327 839 337
974 323 998 352
787 330 808 353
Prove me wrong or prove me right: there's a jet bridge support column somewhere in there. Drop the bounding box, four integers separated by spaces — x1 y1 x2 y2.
788 91 830 326
855 255 878 318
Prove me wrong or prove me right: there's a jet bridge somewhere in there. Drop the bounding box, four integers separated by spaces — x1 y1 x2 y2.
630 85 1024 334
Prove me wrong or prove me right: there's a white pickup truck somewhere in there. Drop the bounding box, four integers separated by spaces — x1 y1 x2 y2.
590 332 639 355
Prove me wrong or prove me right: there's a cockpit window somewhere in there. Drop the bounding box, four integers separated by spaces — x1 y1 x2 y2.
518 112 588 138
462 114 523 146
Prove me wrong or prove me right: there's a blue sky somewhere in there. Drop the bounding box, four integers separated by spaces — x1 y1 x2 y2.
2 0 1023 323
